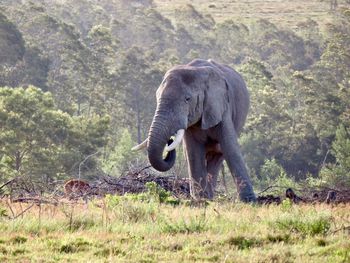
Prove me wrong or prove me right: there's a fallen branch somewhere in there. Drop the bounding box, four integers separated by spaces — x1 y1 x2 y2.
12 203 35 220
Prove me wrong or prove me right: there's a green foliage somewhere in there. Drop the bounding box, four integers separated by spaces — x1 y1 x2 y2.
0 86 70 180
253 158 298 193
0 12 25 65
145 182 171 203
319 124 350 187
0 86 109 182
330 125 350 172
105 182 179 207
102 129 136 175
260 159 287 182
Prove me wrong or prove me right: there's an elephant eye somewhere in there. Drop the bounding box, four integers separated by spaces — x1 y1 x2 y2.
185 96 191 102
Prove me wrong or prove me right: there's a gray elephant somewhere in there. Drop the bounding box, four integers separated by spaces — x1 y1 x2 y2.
133 59 256 202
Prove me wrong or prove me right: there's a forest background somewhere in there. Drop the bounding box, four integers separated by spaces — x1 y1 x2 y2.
0 0 349 194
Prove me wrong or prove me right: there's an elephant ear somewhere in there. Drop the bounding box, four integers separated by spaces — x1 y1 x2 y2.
201 69 229 130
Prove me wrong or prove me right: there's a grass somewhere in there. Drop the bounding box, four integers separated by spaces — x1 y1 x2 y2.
0 198 349 262
154 0 347 30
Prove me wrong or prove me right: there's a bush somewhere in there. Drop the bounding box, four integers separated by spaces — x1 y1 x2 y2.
254 158 299 193
145 182 180 205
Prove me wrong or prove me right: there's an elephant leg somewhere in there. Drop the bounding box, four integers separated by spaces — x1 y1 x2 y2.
184 132 211 199
206 152 224 196
217 122 256 202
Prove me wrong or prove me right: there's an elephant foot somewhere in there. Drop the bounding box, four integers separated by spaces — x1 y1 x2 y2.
239 192 257 203
238 182 256 203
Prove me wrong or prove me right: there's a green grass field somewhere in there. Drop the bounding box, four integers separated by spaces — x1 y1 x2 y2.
0 198 349 262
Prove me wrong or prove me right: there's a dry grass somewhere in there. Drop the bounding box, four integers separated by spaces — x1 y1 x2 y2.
0 197 349 262
154 0 346 29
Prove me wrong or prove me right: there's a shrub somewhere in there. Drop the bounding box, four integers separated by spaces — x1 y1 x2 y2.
255 158 299 194
145 182 180 205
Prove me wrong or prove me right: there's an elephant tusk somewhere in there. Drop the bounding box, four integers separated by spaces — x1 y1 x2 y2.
165 129 185 152
131 139 148 151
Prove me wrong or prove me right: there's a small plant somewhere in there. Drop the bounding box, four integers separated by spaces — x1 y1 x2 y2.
145 182 172 203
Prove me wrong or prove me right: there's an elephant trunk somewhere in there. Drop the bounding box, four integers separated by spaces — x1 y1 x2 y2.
147 114 176 172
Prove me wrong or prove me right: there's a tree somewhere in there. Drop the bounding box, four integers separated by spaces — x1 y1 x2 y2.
0 12 25 66
0 46 49 89
319 124 350 187
116 47 163 144
102 129 143 175
239 59 288 177
0 86 109 182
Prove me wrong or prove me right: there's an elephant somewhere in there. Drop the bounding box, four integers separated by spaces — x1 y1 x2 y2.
132 59 256 202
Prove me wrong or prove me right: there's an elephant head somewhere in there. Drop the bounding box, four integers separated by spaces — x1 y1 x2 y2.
134 61 230 172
